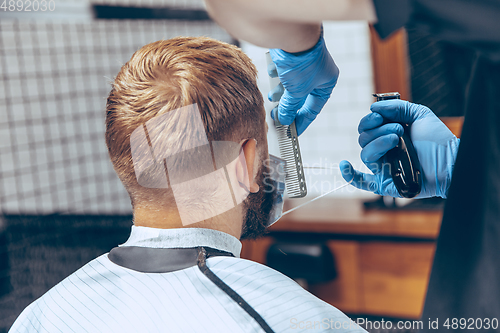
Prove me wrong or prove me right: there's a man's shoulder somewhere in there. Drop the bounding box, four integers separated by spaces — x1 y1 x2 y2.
9 253 117 333
207 256 366 332
206 256 331 308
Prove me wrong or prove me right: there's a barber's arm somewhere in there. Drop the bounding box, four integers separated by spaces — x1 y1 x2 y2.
204 0 376 51
340 100 460 199
204 0 376 135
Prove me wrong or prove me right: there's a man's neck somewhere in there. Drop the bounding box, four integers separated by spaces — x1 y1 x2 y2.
132 205 244 239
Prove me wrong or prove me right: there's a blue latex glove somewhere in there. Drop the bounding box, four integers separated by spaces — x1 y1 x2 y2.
340 99 460 198
268 30 339 135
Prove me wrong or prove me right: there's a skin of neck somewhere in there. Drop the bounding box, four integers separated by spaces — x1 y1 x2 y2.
133 203 245 239
132 139 261 240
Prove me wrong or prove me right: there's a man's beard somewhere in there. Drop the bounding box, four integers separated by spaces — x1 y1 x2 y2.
240 162 277 240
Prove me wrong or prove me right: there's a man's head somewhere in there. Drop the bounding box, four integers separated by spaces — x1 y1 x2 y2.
105 37 273 239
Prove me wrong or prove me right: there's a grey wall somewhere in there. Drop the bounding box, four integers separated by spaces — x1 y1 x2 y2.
0 16 233 215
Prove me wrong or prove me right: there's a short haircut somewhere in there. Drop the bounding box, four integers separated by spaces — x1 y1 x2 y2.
105 37 265 206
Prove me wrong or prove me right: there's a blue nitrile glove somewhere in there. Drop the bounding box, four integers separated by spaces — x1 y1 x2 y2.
268 30 339 136
340 99 460 198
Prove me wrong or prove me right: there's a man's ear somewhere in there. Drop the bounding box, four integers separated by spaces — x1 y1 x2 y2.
236 139 259 193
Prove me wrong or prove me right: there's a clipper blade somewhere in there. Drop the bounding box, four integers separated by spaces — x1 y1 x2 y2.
266 52 307 198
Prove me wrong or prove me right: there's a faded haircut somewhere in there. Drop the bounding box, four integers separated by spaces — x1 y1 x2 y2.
105 37 266 207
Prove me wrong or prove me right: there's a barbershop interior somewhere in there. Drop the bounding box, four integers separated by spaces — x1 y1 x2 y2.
1 0 498 332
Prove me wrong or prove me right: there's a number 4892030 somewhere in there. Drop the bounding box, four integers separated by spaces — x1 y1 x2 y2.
1 0 56 11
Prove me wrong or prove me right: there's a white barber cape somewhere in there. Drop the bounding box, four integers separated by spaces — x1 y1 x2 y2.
9 226 366 333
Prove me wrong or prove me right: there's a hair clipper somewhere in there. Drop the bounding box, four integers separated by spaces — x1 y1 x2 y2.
373 92 422 198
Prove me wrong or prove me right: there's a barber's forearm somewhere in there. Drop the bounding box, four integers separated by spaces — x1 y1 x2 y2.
205 0 376 51
205 0 320 51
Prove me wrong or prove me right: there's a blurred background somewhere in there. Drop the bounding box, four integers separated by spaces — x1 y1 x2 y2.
0 0 472 331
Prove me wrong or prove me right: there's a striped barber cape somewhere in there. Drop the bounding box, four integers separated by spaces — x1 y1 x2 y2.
9 226 366 333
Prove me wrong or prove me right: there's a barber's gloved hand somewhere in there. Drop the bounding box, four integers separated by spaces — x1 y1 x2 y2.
268 31 339 136
340 100 460 198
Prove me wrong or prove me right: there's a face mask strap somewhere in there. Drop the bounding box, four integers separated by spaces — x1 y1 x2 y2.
281 179 353 218
265 157 353 227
